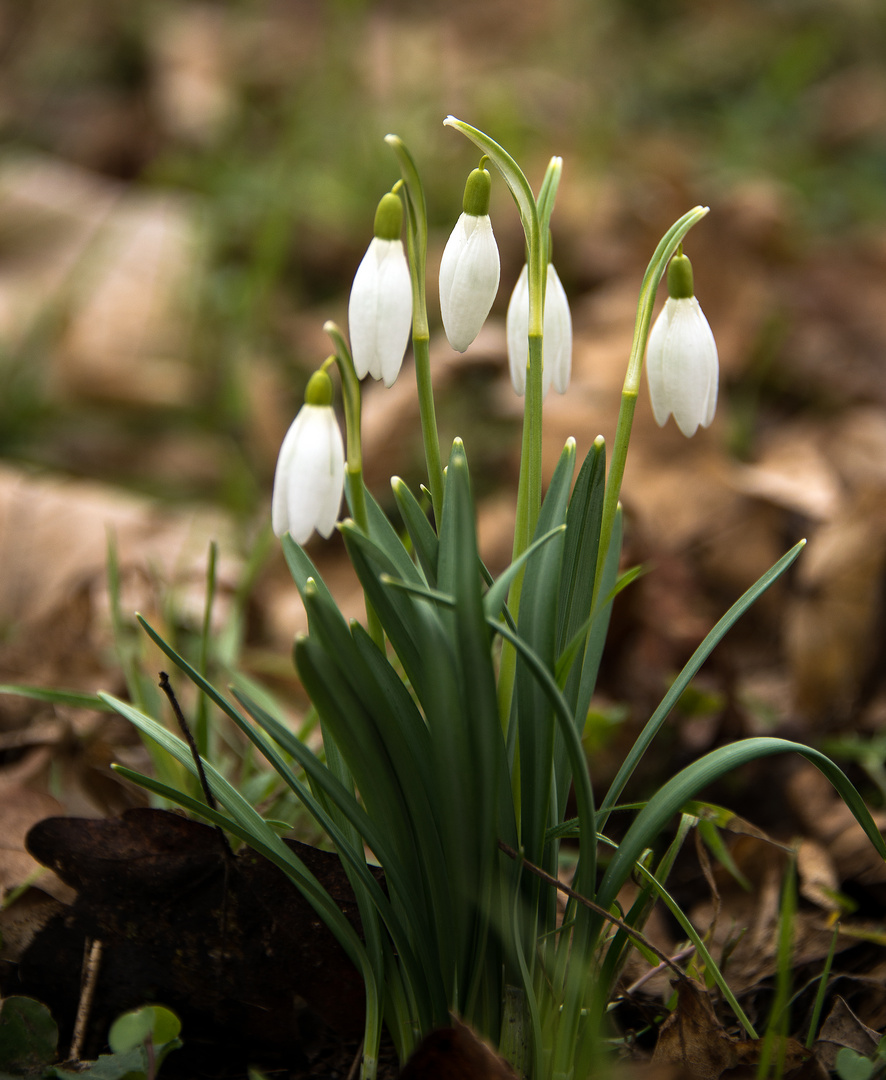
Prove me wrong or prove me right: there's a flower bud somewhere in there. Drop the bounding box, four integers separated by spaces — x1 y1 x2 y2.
272 369 345 543
348 191 413 386
646 253 718 437
506 263 572 397
439 164 500 353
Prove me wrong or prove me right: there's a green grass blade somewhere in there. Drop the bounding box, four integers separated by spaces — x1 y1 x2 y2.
392 476 438 587
0 685 113 710
596 737 886 919
599 540 806 827
483 526 566 624
514 439 574 881
340 522 451 707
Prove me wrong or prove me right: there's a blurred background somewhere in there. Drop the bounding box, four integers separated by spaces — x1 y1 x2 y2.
2 0 886 814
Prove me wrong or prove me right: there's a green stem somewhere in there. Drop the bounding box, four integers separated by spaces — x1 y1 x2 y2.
323 322 384 648
413 332 444 521
385 135 445 522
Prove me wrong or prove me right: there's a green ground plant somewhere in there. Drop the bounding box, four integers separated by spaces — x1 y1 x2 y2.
92 121 885 1080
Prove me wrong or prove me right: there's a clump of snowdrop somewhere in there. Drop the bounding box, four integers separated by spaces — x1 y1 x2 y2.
348 190 413 386
439 160 500 352
646 251 718 437
506 261 572 397
271 368 345 543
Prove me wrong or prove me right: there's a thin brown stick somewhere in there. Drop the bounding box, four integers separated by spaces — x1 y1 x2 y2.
69 938 103 1061
497 839 689 982
159 671 233 858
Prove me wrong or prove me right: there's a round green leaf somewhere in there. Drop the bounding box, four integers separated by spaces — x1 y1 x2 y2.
107 1005 179 1056
835 1047 875 1080
0 996 59 1072
108 1008 154 1054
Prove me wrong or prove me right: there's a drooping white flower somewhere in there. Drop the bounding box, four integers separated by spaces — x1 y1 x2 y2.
272 370 345 543
646 253 718 438
506 262 573 397
348 192 412 386
439 164 500 352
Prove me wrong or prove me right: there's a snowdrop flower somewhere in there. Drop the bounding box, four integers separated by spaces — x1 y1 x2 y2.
506 262 572 397
272 369 345 543
439 163 500 352
348 191 413 386
646 252 718 437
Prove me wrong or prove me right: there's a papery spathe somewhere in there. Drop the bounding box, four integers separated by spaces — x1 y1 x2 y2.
348 237 413 386
272 401 345 543
506 263 572 397
646 295 718 437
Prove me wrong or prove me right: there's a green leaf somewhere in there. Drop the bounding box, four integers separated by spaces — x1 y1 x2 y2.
229 686 447 1028
835 1048 876 1080
434 440 510 989
515 439 575 870
556 437 605 665
483 526 566 625
385 134 428 277
0 996 58 1074
392 476 438 587
108 1006 181 1054
0 686 112 711
536 156 563 248
348 477 423 586
595 737 886 919
340 522 452 709
599 540 806 827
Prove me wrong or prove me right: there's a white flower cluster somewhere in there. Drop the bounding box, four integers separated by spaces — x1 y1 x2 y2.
272 178 719 544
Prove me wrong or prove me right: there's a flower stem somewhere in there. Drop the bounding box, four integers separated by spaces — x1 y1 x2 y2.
323 323 384 648
385 135 445 522
592 206 710 609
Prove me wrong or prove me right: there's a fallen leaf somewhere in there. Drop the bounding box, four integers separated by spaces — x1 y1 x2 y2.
400 1018 518 1080
6 809 372 1071
815 995 881 1072
651 979 810 1079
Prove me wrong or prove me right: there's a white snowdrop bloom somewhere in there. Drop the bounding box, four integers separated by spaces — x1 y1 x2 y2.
348 192 412 386
439 165 500 353
646 253 718 438
272 371 345 543
506 262 573 397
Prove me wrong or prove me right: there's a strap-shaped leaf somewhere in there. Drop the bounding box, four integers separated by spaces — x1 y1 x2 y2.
340 521 454 709
391 476 438 587
599 540 806 827
514 439 575 874
595 736 886 919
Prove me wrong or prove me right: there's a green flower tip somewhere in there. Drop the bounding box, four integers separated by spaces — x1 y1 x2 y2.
462 166 491 217
305 368 334 406
373 191 403 241
593 434 605 449
667 253 695 299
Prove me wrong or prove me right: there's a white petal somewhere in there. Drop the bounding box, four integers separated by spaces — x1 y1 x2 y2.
663 298 718 437
348 238 412 385
545 264 572 395
439 213 500 352
505 263 573 398
506 264 529 396
646 297 719 437
271 404 344 542
646 303 672 428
